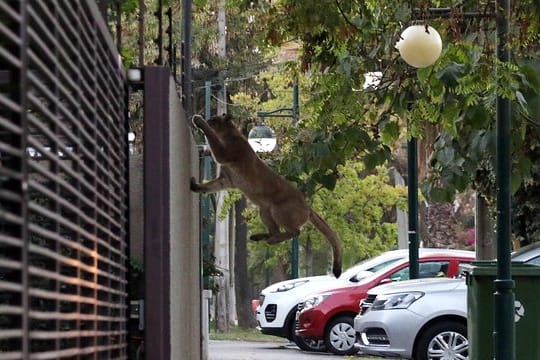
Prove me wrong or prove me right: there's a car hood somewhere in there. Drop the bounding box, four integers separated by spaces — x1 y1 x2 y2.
367 277 465 296
261 275 344 295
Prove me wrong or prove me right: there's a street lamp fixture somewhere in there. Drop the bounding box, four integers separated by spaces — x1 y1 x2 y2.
395 24 443 68
248 124 277 153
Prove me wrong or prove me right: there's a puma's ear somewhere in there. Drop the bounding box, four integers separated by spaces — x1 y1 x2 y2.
223 113 232 122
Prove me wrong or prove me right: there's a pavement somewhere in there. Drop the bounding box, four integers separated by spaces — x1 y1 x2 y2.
208 340 380 360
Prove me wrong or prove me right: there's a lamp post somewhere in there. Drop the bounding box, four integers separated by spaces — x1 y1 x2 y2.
395 24 442 279
494 1 515 359
397 6 515 357
249 82 300 279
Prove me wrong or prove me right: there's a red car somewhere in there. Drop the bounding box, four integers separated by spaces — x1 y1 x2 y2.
295 249 475 355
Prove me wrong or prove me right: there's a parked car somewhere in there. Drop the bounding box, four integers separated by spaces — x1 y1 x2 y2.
355 277 468 359
254 249 421 343
354 241 540 359
294 249 475 355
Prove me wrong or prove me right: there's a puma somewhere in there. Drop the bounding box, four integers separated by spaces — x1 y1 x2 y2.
190 114 342 277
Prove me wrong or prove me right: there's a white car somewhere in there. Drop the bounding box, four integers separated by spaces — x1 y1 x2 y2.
354 277 468 360
254 248 454 344
254 249 411 342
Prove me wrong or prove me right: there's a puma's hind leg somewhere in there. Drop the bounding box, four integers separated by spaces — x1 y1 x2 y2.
250 207 279 242
250 205 303 244
263 227 301 245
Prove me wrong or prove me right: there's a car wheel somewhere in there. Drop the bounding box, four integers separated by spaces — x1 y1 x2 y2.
324 315 357 355
414 321 468 360
294 336 326 352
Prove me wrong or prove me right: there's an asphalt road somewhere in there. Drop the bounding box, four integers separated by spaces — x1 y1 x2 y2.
208 340 381 360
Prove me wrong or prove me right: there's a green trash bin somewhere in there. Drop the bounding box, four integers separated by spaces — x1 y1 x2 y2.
465 261 540 360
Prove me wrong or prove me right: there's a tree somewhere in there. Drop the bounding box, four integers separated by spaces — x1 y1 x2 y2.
258 0 540 247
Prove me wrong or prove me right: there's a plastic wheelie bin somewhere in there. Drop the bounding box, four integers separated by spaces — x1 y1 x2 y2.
465 261 540 360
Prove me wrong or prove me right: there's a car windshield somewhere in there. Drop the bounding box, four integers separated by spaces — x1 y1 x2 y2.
350 258 413 286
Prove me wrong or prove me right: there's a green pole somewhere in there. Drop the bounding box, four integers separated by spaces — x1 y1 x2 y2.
205 80 211 119
291 80 299 279
494 0 515 359
291 237 299 279
407 136 419 279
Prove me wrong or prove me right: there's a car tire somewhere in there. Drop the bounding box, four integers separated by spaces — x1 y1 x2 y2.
324 315 357 355
414 321 468 360
294 336 326 352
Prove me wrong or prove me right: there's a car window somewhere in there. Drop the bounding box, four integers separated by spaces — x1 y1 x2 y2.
511 242 540 263
366 259 402 273
525 256 540 266
389 261 450 282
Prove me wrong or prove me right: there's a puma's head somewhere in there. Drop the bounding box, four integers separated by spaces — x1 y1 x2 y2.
207 113 236 133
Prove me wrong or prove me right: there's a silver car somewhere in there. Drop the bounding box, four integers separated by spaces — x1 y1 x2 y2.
354 278 468 359
354 242 540 359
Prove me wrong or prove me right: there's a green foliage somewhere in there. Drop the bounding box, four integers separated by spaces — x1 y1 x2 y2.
308 162 406 268
118 0 540 285
261 0 540 209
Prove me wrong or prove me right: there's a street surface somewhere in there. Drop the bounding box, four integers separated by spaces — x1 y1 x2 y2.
208 340 381 360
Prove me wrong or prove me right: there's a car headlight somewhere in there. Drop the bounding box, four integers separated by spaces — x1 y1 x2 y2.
276 280 309 292
371 292 424 310
302 294 331 310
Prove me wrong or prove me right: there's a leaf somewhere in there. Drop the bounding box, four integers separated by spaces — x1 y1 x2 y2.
466 106 490 129
364 148 389 170
381 121 400 144
436 63 467 87
426 186 454 202
313 171 338 191
511 172 522 195
519 61 540 92
417 67 431 83
515 90 528 112
438 147 455 165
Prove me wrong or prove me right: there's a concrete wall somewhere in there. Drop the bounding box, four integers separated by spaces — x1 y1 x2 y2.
143 66 201 360
168 75 202 360
129 154 144 263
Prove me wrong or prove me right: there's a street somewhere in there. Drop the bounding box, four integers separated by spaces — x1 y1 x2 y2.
208 340 381 360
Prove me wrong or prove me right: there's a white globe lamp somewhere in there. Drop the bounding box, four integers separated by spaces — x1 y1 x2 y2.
248 125 277 153
395 25 442 68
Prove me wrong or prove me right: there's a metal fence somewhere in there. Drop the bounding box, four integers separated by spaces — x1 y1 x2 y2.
0 1 129 359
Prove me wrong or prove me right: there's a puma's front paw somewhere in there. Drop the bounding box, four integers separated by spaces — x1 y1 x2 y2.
190 177 201 192
192 115 206 129
250 233 269 242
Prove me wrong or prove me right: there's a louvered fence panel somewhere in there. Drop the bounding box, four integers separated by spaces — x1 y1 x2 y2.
0 1 128 359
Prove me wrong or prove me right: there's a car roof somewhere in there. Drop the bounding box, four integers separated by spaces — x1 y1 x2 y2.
340 248 474 280
339 249 475 288
512 241 540 263
371 249 473 272
368 277 465 295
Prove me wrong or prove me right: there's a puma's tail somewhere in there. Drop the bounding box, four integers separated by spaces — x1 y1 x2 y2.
309 209 342 278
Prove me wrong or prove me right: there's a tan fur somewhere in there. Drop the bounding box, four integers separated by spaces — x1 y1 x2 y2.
190 114 342 277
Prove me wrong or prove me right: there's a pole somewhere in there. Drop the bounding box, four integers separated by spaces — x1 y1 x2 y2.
217 0 227 115
290 80 299 279
407 136 419 279
181 0 193 117
494 0 514 359
205 81 211 119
